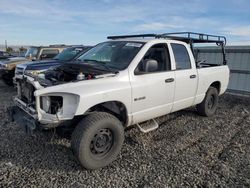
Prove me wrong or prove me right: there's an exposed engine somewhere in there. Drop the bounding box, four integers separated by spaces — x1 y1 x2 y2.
39 62 115 86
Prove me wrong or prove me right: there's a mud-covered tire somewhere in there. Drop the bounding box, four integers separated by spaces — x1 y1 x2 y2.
197 86 219 117
71 112 124 170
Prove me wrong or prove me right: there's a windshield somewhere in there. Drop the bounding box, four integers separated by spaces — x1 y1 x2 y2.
53 47 84 61
77 41 144 70
25 47 38 58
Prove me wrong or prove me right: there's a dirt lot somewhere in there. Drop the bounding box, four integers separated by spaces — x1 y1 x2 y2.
0 80 249 188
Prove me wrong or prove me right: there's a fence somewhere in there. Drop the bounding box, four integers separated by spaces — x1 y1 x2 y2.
197 46 250 95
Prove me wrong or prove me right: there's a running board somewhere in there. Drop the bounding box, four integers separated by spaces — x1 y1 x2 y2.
137 119 159 133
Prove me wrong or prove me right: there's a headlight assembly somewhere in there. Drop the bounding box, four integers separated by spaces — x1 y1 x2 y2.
40 96 63 114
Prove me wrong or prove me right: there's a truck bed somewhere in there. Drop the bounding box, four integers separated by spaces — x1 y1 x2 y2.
194 65 230 105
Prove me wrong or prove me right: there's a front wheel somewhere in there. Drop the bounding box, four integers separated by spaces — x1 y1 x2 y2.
71 112 124 170
196 86 219 117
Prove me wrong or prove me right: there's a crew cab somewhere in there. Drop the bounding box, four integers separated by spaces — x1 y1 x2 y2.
0 45 66 85
14 46 92 81
10 32 230 170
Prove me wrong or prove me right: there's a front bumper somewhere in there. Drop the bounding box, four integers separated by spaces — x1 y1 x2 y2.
14 76 79 129
9 105 38 134
12 97 62 130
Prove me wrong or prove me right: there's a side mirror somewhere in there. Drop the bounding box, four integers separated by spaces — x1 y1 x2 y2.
144 59 158 72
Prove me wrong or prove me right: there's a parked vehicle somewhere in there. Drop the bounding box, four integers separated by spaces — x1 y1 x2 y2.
0 51 13 60
14 46 92 81
10 32 230 169
0 45 66 85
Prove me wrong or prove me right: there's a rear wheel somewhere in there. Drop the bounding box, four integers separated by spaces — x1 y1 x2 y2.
71 112 124 170
197 86 219 117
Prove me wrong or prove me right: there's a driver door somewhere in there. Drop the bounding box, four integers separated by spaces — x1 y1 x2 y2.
130 43 175 124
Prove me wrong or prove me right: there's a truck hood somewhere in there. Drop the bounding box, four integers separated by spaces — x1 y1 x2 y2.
25 59 62 71
34 70 127 97
32 61 119 86
1 57 28 65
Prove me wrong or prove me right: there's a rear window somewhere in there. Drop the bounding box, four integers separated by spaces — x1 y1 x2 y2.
41 49 59 59
171 43 191 70
42 49 59 55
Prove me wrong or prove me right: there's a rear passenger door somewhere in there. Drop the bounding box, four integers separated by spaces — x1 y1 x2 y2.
131 43 175 123
170 43 198 112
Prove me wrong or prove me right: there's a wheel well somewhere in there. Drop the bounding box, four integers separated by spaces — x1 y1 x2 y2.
210 81 221 93
87 101 128 126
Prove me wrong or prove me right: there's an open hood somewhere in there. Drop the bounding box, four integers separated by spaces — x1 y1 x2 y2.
30 61 117 86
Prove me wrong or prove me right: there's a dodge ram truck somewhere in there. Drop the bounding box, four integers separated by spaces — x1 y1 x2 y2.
10 32 230 169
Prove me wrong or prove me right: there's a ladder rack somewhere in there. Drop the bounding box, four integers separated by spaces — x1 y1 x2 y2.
107 32 226 45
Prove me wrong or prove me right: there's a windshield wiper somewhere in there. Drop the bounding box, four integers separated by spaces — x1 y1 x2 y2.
83 59 119 73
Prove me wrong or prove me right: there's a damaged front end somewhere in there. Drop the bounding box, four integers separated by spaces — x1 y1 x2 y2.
11 62 116 133
10 75 80 133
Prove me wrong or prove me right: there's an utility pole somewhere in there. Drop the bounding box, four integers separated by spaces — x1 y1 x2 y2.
5 40 7 51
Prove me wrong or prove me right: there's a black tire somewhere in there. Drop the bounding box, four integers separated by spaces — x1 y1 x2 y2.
71 112 124 170
197 86 219 117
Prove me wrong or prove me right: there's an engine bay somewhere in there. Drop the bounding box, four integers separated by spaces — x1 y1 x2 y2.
31 62 116 86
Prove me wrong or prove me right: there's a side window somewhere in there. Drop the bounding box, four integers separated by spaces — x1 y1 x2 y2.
135 43 171 74
171 43 191 70
40 49 59 59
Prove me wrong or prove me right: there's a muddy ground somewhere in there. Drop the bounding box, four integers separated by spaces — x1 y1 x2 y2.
0 80 249 187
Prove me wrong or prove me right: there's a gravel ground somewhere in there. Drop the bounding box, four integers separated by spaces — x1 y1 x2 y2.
0 80 250 188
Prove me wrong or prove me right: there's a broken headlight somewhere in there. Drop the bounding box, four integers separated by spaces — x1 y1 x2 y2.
40 96 63 114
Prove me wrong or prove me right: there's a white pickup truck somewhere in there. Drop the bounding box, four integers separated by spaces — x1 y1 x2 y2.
10 32 230 169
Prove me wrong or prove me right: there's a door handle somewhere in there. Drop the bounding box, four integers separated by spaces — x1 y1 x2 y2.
190 74 196 79
165 78 174 83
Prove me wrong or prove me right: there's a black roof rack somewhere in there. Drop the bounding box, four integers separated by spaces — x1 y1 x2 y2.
107 32 226 45
107 32 227 65
159 32 226 45
107 34 157 40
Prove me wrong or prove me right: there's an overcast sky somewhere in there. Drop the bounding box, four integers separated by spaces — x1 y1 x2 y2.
0 0 250 46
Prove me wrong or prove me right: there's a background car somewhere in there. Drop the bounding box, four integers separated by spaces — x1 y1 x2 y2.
0 51 13 60
15 45 92 80
0 45 67 85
